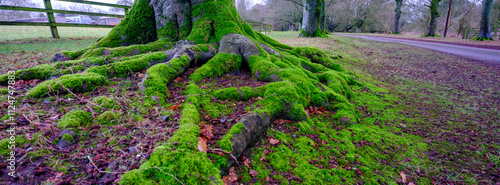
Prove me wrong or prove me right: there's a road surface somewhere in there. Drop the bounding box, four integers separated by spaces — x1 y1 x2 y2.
337 34 500 63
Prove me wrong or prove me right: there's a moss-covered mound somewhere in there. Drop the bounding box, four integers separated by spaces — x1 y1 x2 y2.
95 111 121 125
27 73 108 98
57 109 92 130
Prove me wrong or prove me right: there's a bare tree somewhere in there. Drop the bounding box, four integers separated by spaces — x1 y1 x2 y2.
475 0 494 40
111 0 133 13
0 0 38 21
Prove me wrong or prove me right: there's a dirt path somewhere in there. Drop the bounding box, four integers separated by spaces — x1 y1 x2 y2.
337 34 500 63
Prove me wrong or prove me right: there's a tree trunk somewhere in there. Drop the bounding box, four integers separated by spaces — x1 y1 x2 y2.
425 0 441 37
300 0 327 37
8 0 358 184
393 0 403 34
477 0 494 40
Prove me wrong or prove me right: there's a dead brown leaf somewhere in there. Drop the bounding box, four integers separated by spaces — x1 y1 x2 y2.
399 171 406 183
269 138 280 145
222 167 238 185
198 137 208 153
249 169 259 177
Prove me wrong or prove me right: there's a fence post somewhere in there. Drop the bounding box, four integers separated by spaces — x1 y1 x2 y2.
43 0 59 39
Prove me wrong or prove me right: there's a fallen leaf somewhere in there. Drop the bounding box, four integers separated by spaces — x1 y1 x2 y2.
399 171 406 183
198 137 208 152
168 105 181 110
249 169 259 177
222 167 238 185
260 153 266 161
32 122 51 131
200 124 214 140
408 183 416 185
269 138 280 145
242 159 250 168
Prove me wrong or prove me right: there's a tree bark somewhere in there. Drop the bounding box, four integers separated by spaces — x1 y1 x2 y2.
300 0 326 37
478 0 494 39
426 0 441 36
393 0 403 34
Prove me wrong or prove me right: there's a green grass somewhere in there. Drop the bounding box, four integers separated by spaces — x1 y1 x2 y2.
0 37 99 74
0 26 111 41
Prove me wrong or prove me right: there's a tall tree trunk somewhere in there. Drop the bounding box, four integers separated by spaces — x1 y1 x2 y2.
425 0 441 37
393 0 403 34
16 0 357 184
300 0 327 37
477 0 494 40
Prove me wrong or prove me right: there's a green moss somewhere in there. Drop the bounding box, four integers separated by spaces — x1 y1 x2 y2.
91 96 118 113
96 111 121 125
0 64 56 85
143 55 190 101
0 88 7 94
87 52 168 77
472 37 494 41
219 123 245 152
27 72 108 98
57 109 92 129
120 103 222 185
0 135 29 156
293 47 342 71
189 53 242 82
62 134 74 143
213 86 266 101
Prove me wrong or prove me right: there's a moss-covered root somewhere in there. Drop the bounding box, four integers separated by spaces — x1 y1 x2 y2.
293 47 342 71
86 51 169 78
472 36 494 41
213 86 266 101
57 109 92 130
119 103 222 185
218 113 271 171
189 53 242 82
26 72 108 98
317 71 356 98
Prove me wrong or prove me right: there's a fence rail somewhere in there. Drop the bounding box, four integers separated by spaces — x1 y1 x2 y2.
0 0 130 39
245 21 272 34
463 27 500 40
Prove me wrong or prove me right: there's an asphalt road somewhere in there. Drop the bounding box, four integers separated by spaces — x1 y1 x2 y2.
337 34 500 63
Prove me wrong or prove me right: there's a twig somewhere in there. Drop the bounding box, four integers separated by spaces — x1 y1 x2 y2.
86 156 123 174
207 148 239 166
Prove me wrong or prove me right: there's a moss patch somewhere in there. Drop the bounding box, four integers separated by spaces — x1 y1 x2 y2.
57 109 92 129
27 72 108 98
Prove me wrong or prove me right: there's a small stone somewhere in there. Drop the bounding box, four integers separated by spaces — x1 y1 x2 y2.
129 147 137 153
160 115 169 121
43 99 50 104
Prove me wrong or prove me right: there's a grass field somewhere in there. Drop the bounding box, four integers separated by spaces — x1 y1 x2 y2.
0 26 111 41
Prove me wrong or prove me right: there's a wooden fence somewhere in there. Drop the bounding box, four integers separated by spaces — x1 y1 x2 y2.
245 21 272 34
0 0 130 39
463 27 500 40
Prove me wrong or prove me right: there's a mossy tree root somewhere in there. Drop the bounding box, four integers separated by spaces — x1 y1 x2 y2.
120 84 222 185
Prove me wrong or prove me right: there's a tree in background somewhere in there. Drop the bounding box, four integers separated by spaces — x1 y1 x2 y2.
269 0 303 31
300 0 328 37
0 0 38 21
111 0 133 13
474 0 494 40
393 0 403 34
424 0 442 37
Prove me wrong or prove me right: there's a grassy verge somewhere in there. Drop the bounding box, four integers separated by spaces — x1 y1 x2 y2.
267 31 499 184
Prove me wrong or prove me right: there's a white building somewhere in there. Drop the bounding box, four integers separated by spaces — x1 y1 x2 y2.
66 15 92 24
